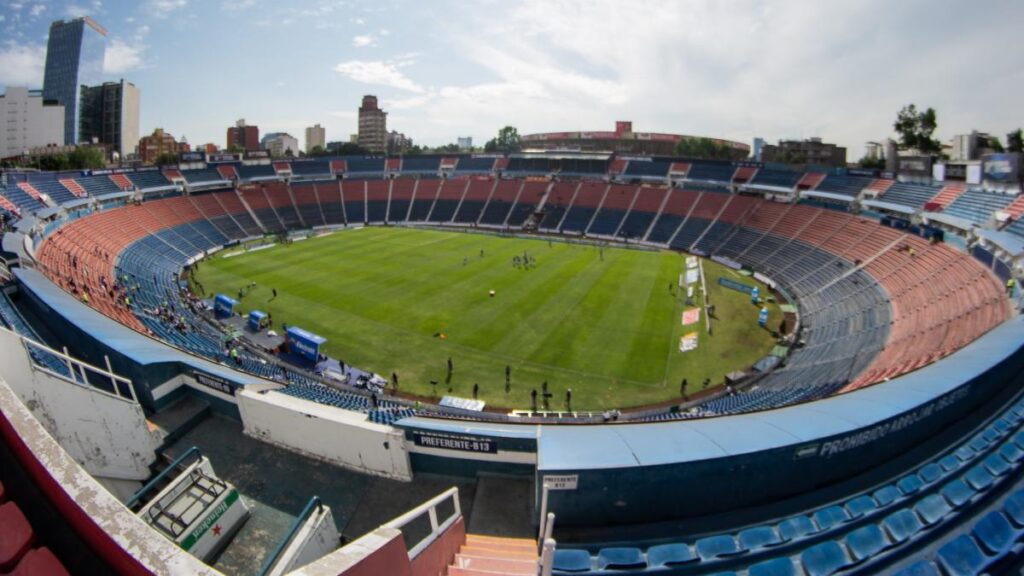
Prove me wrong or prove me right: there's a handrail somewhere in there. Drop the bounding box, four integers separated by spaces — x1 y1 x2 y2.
383 486 461 559
126 446 202 510
14 329 137 403
257 495 323 576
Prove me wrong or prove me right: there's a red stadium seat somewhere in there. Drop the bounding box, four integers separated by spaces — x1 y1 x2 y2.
7 547 70 576
0 503 34 572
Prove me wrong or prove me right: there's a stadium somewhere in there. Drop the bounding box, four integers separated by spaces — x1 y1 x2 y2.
2 4 1024 576
2 147 1024 576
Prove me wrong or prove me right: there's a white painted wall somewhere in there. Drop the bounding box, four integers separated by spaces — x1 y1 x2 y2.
237 388 412 481
269 505 340 576
0 328 159 481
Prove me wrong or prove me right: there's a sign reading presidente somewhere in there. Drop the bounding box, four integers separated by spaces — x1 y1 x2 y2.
412 431 497 454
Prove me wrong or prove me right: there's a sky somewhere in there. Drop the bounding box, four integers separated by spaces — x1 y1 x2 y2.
1 0 1022 158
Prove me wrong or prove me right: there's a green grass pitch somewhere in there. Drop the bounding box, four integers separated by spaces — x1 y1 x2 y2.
194 227 781 411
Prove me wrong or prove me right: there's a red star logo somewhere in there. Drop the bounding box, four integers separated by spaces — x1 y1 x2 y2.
213 525 222 537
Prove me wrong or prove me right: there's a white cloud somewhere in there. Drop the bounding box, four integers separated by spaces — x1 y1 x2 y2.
221 0 256 11
29 4 45 17
104 39 145 73
351 35 374 48
0 42 46 86
334 59 423 93
149 0 187 18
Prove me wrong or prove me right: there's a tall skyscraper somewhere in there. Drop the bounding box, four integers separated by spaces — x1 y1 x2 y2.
79 79 140 159
305 124 326 153
42 17 107 145
358 95 387 154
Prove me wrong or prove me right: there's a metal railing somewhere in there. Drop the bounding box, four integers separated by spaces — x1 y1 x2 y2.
17 332 137 403
258 495 324 576
126 446 202 510
383 486 461 560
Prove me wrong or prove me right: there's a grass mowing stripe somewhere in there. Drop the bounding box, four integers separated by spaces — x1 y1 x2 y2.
195 227 779 410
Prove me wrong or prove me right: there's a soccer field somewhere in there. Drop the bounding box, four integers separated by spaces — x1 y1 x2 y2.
194 227 781 410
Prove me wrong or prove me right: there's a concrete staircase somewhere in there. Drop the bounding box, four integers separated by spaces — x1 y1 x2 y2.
447 534 537 575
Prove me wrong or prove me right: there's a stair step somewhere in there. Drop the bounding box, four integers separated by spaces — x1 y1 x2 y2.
459 545 537 559
448 567 529 576
466 534 537 548
454 553 536 574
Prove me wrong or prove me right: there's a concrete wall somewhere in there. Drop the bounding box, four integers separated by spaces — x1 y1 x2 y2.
0 328 158 481
237 387 412 481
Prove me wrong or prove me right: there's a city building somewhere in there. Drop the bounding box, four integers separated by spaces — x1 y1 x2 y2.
261 132 300 157
520 121 749 158
951 131 1003 162
760 137 847 167
78 79 140 161
864 141 884 161
457 136 473 152
42 17 107 145
387 130 412 155
226 118 260 152
358 95 387 154
138 128 184 164
305 124 326 153
751 137 765 161
0 87 66 159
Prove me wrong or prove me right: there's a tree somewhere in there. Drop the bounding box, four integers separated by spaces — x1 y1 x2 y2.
674 137 735 160
69 146 106 169
893 104 941 154
227 144 245 154
308 145 327 157
432 143 461 154
858 155 885 169
485 126 521 153
326 141 370 155
1008 129 1023 153
153 152 178 166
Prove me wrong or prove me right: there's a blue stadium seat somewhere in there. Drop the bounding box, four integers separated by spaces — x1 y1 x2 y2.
748 557 798 576
919 463 943 484
645 543 696 567
936 534 987 576
999 442 1024 464
812 505 850 530
914 494 952 526
553 549 591 573
1003 490 1024 527
893 560 941 576
972 511 1017 555
799 540 852 576
595 547 645 570
845 523 889 562
983 453 1012 476
897 474 924 496
939 455 961 472
778 515 818 541
964 465 995 490
941 478 976 508
883 509 924 543
695 534 745 560
873 485 902 506
845 495 878 518
738 525 784 550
